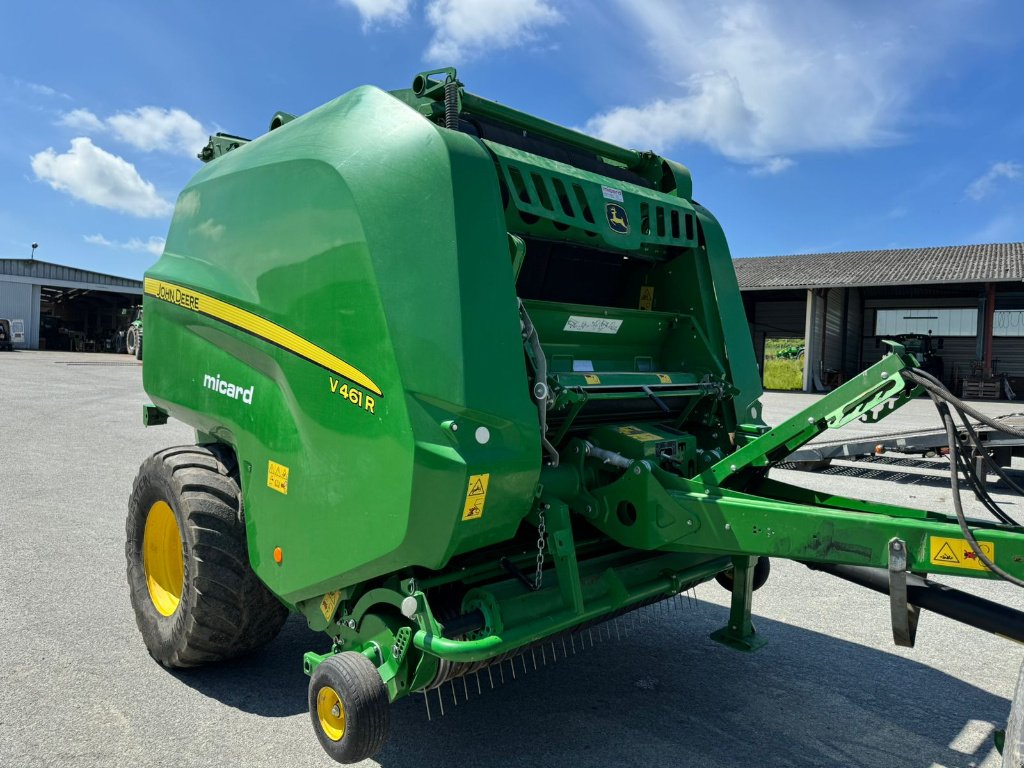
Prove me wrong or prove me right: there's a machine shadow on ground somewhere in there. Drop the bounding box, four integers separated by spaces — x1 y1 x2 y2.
170 601 1009 768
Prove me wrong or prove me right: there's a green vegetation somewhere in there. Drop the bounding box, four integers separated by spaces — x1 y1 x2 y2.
763 337 804 390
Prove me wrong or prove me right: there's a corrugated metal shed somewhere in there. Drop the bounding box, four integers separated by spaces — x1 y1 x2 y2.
0 259 142 350
734 242 1024 290
0 259 142 292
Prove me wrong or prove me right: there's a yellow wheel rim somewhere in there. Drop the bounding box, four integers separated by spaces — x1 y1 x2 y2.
142 500 184 617
317 686 346 741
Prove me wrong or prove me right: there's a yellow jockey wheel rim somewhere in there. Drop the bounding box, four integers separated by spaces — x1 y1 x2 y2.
142 500 184 617
317 686 347 741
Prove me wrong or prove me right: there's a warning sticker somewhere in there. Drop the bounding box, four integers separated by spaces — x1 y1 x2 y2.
320 590 341 621
929 536 994 571
617 425 664 442
267 460 289 495
639 286 654 311
656 373 671 384
584 374 601 384
462 473 490 521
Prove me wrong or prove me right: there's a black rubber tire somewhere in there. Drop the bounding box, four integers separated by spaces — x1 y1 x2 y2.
1005 659 1024 767
309 652 390 764
125 445 288 668
715 557 771 593
125 325 138 356
134 332 143 361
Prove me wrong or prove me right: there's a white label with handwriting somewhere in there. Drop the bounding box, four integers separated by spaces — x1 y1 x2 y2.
564 316 623 334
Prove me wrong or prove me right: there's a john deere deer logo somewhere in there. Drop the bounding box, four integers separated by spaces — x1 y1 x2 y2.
606 203 629 234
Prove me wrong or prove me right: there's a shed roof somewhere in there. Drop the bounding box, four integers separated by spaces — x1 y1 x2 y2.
734 242 1024 291
0 259 142 290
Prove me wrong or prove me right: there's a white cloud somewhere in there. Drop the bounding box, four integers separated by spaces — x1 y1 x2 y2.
425 0 561 62
84 233 166 256
107 107 208 156
339 0 411 27
584 1 963 169
57 106 208 157
749 157 793 176
59 108 104 132
31 138 174 218
965 161 1022 201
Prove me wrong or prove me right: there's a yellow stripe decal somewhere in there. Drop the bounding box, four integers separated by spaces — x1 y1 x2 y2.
144 278 383 397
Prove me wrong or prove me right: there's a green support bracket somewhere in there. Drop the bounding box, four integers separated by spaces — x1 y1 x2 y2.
709 556 767 652
544 501 585 614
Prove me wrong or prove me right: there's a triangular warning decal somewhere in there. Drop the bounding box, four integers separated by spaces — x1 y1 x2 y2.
468 478 485 496
933 542 959 563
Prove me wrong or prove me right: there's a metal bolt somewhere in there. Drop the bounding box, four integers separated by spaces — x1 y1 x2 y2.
346 619 356 629
450 422 459 432
686 520 693 526
807 417 814 424
391 644 401 658
633 466 642 475
406 578 418 594
585 505 592 514
725 523 731 530
881 371 889 379
729 464 737 472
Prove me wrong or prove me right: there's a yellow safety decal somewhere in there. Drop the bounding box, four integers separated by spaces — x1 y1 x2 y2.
584 374 601 384
617 425 664 442
639 286 654 311
144 278 383 397
929 536 994 571
267 460 290 495
320 591 341 621
462 473 490 521
656 373 671 383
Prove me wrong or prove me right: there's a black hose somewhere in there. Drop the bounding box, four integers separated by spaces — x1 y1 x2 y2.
905 368 1022 522
908 368 1024 437
898 367 1024 585
934 396 1024 587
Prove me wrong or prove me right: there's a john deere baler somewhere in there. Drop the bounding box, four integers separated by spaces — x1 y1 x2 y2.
126 69 1024 764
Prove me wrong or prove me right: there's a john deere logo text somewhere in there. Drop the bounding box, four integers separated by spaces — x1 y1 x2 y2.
606 203 629 234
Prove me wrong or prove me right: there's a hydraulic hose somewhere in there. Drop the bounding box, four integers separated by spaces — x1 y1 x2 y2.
902 368 1024 588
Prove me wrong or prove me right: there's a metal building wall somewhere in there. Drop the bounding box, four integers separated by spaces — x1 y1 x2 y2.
753 300 806 337
844 288 863 374
822 287 845 372
0 279 35 349
993 338 1024 376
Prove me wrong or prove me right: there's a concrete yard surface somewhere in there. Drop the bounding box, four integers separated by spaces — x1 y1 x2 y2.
1 351 1021 767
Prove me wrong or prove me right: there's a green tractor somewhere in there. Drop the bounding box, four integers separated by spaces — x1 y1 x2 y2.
126 69 1024 764
123 305 143 359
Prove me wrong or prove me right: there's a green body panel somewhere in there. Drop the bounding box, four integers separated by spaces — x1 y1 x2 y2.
140 70 1023 708
144 85 540 603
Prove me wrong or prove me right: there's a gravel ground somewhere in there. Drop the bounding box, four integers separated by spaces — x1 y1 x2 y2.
0 351 1021 768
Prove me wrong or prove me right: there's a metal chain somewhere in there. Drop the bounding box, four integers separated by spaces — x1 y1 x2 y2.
532 508 547 591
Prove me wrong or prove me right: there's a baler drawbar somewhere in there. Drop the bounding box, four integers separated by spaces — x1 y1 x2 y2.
125 68 1024 764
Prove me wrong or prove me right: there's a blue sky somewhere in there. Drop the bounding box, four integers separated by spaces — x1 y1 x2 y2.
1 0 1022 279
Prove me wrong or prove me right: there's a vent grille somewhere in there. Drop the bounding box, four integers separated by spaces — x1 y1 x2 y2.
488 144 697 249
